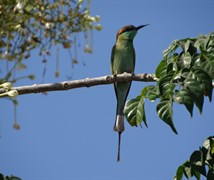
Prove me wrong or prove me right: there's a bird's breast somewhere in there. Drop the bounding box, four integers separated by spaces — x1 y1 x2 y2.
113 43 135 74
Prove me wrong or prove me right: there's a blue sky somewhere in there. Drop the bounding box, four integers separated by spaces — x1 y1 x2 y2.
1 0 214 179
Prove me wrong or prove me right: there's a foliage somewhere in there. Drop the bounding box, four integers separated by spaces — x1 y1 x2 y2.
174 136 214 180
124 32 214 134
0 0 101 82
0 173 21 180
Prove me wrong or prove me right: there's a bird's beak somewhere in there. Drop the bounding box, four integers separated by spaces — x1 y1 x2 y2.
136 24 149 30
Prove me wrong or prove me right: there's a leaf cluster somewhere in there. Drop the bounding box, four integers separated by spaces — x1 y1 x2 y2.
0 0 101 82
174 136 214 180
0 173 21 180
124 32 214 134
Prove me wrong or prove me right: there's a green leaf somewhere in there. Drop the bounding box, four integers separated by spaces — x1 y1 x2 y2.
163 40 178 58
210 138 214 155
207 169 214 180
181 52 192 69
136 97 147 127
124 96 147 127
175 165 184 180
202 136 214 150
156 98 178 134
183 161 193 179
166 53 179 72
174 89 194 116
184 39 191 53
192 170 200 180
147 86 159 101
159 74 175 98
141 85 159 101
155 59 167 78
193 69 213 102
184 78 204 113
190 150 206 177
0 174 4 180
190 150 203 164
195 35 210 51
140 85 151 96
200 57 214 79
188 42 198 56
191 164 206 178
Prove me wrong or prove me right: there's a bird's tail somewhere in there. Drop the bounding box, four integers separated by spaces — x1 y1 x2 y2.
114 114 124 162
113 86 128 161
117 132 122 161
113 114 125 132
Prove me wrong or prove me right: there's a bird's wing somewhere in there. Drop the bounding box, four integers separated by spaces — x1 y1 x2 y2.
133 45 136 71
110 44 116 75
111 44 118 101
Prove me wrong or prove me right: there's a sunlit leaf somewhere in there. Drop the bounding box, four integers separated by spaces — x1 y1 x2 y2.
193 69 213 102
140 85 159 102
174 89 194 116
155 59 167 78
210 138 214 155
159 74 175 98
175 165 184 180
147 86 159 101
183 161 193 179
184 40 191 53
136 97 147 127
181 52 192 69
200 57 214 79
156 98 178 134
163 40 178 58
184 78 204 113
124 96 147 127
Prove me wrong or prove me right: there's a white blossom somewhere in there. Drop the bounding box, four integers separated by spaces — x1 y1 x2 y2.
7 90 19 97
0 82 12 90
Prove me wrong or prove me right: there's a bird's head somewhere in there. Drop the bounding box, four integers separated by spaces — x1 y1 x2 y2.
116 24 149 41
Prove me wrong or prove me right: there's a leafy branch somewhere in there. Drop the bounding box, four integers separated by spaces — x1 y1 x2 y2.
0 173 21 180
174 136 214 180
124 31 214 134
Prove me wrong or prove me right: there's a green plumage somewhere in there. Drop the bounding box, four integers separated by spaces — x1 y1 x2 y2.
111 24 148 161
111 37 135 129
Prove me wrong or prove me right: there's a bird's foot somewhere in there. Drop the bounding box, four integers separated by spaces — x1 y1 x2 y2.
131 72 135 77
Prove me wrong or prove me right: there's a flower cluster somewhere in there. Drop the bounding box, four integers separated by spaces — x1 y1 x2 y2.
0 0 102 80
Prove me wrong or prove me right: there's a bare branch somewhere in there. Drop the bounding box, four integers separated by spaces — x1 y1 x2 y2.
0 73 156 96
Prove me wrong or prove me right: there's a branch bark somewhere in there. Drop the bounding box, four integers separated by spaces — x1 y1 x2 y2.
0 73 156 96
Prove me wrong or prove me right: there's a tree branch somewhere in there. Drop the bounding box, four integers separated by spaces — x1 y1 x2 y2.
0 73 156 96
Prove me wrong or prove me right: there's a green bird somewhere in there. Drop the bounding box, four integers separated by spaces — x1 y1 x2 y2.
111 24 148 161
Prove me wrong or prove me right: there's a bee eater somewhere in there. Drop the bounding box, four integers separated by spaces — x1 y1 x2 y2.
111 24 148 161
